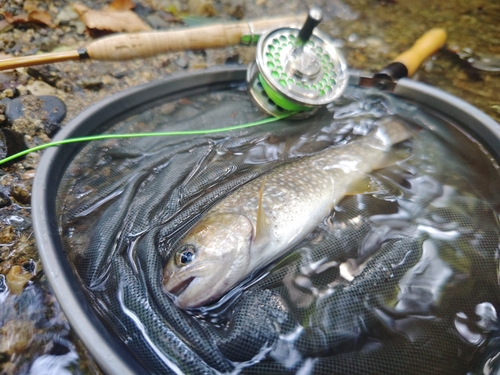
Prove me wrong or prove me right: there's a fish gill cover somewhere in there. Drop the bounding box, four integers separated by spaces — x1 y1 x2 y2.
57 85 500 374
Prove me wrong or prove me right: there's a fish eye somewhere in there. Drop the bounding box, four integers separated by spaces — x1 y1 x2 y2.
175 244 197 266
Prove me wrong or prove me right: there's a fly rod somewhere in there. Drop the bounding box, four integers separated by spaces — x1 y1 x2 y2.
0 14 306 71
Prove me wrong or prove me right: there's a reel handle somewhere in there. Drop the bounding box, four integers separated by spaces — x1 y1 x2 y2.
297 6 323 45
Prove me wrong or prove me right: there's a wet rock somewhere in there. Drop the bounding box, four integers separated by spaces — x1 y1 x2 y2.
2 88 15 98
4 215 32 231
21 170 36 180
24 81 61 97
0 101 6 125
0 73 16 91
21 152 39 170
40 96 66 136
4 95 66 136
0 128 28 166
78 78 103 90
11 117 38 136
3 98 23 122
225 54 242 65
0 190 11 208
146 13 171 29
0 260 12 275
112 70 129 79
0 274 6 293
175 56 189 69
10 184 31 205
6 265 33 294
27 66 62 87
22 259 36 274
0 319 35 354
0 226 15 245
133 3 155 18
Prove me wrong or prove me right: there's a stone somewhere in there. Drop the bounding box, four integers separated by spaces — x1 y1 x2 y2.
10 184 31 205
0 225 15 244
146 13 171 29
0 319 35 354
2 88 14 98
3 97 23 122
4 215 31 231
0 128 28 166
78 78 103 90
21 152 39 170
39 95 66 136
3 95 66 136
21 170 36 180
27 66 62 87
55 5 79 24
174 56 189 69
0 190 11 208
24 81 61 97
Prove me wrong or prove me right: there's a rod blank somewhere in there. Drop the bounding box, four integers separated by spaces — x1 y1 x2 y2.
0 14 305 71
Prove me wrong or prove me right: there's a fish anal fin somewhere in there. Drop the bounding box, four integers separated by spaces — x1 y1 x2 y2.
254 176 271 246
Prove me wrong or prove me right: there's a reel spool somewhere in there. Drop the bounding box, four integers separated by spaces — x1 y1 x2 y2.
247 7 349 118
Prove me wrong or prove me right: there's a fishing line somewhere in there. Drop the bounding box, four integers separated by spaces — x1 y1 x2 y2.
0 113 292 166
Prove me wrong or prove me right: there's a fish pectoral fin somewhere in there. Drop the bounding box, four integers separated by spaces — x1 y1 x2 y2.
371 147 411 171
345 175 373 195
254 176 271 246
345 174 386 195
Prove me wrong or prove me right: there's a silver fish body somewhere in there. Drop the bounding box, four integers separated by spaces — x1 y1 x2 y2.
163 119 411 308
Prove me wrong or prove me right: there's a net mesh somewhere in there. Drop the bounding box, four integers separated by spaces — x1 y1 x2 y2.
57 82 500 374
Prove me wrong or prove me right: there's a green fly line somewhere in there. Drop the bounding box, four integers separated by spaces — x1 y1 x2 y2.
0 113 293 166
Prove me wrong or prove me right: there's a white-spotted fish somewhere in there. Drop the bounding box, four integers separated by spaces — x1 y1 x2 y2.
162 119 412 308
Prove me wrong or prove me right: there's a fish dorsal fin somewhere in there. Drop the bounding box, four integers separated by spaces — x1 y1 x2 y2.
254 176 270 246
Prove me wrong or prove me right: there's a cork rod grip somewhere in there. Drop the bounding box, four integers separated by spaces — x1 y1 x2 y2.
392 28 447 77
86 15 305 61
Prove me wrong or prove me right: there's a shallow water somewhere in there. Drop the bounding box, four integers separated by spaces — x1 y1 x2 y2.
56 83 500 374
0 274 92 375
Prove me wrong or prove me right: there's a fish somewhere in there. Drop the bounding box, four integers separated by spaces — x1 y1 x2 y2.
162 118 412 308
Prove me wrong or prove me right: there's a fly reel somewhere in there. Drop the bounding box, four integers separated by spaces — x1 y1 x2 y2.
247 7 349 118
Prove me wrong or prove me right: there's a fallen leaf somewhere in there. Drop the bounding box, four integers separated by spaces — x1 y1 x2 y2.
73 3 151 33
108 0 136 11
3 13 29 24
28 10 55 28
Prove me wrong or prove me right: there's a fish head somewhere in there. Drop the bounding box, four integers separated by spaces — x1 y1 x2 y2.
162 212 254 308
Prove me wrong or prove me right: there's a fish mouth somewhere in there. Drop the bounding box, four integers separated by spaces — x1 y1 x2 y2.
168 276 195 297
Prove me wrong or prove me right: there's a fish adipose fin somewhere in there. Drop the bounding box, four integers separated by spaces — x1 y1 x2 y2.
254 176 270 246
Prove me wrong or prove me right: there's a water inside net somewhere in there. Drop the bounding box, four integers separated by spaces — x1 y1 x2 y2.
57 82 500 374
